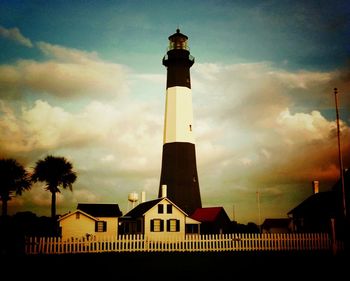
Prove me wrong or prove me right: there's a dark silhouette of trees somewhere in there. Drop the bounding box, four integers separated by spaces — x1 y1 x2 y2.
230 220 260 233
0 158 32 217
31 155 77 221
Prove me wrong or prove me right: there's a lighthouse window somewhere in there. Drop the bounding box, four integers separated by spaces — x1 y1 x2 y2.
189 125 192 131
169 39 187 50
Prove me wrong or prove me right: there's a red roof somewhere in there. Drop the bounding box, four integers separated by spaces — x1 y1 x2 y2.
190 207 224 223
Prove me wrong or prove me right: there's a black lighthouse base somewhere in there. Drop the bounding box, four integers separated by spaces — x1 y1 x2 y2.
159 142 202 215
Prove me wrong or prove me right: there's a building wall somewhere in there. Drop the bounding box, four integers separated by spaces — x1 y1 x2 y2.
144 199 186 240
59 213 119 240
59 212 96 240
164 86 195 144
96 216 118 238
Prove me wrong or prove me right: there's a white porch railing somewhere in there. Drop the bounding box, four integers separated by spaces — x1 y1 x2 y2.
25 233 342 255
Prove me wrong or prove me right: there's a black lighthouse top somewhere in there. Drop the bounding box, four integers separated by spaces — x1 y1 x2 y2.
168 28 189 50
163 29 194 89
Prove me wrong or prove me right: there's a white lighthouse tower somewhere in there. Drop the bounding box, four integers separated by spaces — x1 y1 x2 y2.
158 29 202 215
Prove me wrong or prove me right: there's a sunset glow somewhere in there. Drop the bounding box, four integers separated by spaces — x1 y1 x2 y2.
0 0 349 224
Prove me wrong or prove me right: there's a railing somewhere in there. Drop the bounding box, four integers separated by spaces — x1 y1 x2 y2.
25 233 342 255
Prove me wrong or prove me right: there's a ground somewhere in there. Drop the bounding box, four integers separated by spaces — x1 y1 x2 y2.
1 251 348 280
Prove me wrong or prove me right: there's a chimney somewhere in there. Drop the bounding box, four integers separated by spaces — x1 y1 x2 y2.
161 184 167 198
312 180 319 194
141 191 146 203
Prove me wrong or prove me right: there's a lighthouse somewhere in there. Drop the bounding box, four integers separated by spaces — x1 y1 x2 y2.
158 29 202 215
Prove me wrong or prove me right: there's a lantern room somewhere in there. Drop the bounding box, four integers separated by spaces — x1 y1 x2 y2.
168 29 189 50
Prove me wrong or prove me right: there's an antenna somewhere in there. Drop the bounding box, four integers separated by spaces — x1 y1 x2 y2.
232 204 236 221
333 88 346 218
256 188 262 233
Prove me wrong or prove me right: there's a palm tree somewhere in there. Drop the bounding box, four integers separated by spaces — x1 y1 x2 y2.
0 158 32 217
31 155 77 220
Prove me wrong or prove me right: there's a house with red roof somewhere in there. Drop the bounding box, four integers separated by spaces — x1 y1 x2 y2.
190 207 232 234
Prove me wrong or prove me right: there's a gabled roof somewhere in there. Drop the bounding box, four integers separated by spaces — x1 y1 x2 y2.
262 218 290 229
58 209 98 222
77 203 122 218
123 197 187 219
124 198 163 218
190 207 227 223
287 191 336 217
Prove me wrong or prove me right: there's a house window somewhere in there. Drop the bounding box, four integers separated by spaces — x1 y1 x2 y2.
95 221 107 232
167 204 172 214
158 204 164 214
151 219 164 232
76 213 80 219
167 219 180 232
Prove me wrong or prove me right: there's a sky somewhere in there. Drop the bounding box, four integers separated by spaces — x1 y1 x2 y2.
0 0 349 224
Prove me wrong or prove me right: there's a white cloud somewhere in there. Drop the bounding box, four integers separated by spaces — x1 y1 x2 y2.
0 43 130 99
268 70 332 89
239 157 253 166
192 62 349 219
37 42 98 63
100 154 116 163
2 58 349 223
0 25 33 47
276 108 336 144
71 189 99 203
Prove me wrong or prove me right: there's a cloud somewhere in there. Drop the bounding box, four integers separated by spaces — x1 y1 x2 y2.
0 42 130 99
0 99 156 152
0 25 33 47
2 59 349 223
0 96 163 176
37 42 99 63
191 62 350 222
193 62 350 128
276 109 336 144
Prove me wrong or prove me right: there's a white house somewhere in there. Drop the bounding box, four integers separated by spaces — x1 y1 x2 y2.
119 197 201 240
58 203 122 240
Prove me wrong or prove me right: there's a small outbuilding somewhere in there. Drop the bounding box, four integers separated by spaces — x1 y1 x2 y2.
190 207 231 234
58 203 122 240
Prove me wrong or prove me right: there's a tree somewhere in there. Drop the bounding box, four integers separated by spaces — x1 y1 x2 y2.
0 158 32 217
31 155 77 220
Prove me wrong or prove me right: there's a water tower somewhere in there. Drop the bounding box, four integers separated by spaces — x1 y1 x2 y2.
128 192 139 210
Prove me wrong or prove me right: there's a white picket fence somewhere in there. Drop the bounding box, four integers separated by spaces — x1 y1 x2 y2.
25 232 342 255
